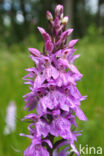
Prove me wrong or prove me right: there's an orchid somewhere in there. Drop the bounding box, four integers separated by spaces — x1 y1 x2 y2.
21 4 87 156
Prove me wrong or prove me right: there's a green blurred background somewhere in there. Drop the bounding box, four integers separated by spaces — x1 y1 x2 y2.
0 0 104 155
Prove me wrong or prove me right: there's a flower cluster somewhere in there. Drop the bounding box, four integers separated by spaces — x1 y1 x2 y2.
21 4 87 156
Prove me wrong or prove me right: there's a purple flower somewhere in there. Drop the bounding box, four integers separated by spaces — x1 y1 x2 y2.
21 4 87 156
50 116 72 139
20 135 52 156
53 147 70 156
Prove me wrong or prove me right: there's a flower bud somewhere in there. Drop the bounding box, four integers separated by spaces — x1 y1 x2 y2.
46 11 53 21
61 16 69 25
55 4 64 17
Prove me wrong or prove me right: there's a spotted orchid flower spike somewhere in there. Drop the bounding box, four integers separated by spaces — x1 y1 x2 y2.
20 4 87 156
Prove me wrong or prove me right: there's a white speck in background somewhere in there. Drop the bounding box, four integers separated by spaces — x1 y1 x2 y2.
4 101 17 135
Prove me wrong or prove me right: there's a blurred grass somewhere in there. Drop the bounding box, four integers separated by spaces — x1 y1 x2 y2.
0 36 104 156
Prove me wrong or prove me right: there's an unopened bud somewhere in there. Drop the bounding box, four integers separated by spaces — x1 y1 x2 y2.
55 4 64 16
61 16 69 25
46 11 53 21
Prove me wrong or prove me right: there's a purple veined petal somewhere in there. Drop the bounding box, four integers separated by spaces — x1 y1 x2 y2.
28 48 41 57
57 72 76 86
43 139 53 149
23 93 37 111
23 73 34 80
42 80 55 88
19 133 33 139
57 58 72 72
24 79 34 85
69 96 79 107
51 66 59 79
37 92 55 115
68 39 79 48
70 143 80 156
24 145 49 156
58 49 77 61
68 64 83 78
21 113 39 121
23 78 32 82
65 113 78 127
66 73 76 85
38 26 51 42
54 49 62 58
53 140 74 156
68 85 82 99
56 29 73 46
54 59 67 71
33 74 45 89
35 119 50 138
28 123 37 135
54 17 60 28
30 55 40 65
64 96 76 109
56 140 72 149
60 103 69 112
30 55 43 63
64 28 74 36
40 55 51 67
52 109 60 116
37 97 50 116
70 54 80 64
25 100 37 111
55 74 64 86
73 130 83 137
24 138 49 156
71 73 82 82
42 65 59 81
66 49 77 61
43 67 52 80
59 147 70 156
54 17 63 33
57 94 70 111
23 91 35 98
38 26 45 34
39 146 49 156
50 116 72 139
53 147 69 156
55 77 63 87
71 132 79 142
45 40 54 53
25 67 38 73
58 58 69 68
50 91 61 108
75 106 88 121
65 48 77 55
53 139 79 156
80 95 87 101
